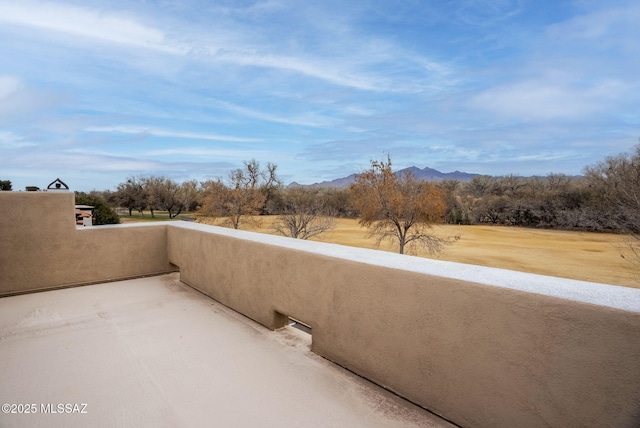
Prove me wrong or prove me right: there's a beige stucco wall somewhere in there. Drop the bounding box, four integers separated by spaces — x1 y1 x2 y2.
168 222 640 428
0 192 175 295
2 192 640 427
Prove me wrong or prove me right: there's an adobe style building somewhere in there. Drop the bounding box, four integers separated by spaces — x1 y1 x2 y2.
1 192 639 427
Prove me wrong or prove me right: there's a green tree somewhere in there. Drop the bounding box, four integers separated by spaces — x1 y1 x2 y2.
74 192 120 225
0 180 12 191
350 156 457 255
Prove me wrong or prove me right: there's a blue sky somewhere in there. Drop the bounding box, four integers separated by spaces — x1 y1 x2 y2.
1 0 638 191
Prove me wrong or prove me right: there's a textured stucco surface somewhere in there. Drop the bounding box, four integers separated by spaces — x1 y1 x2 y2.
0 274 452 428
169 222 640 428
0 192 175 295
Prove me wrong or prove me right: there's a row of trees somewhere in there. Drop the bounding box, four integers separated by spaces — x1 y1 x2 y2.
111 176 200 218
4 166 607 234
104 158 456 255
441 174 598 228
106 149 639 233
439 167 635 233
6 145 636 262
433 145 639 271
104 160 356 234
103 146 638 246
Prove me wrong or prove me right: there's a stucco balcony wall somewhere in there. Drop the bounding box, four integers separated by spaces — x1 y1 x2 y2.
2 192 640 427
0 193 175 295
168 221 640 428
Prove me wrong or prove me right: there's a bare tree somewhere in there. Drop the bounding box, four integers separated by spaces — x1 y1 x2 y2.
546 173 571 191
495 174 525 196
272 187 336 239
466 175 495 198
179 179 200 212
438 179 467 224
199 178 227 218
584 144 640 276
200 160 279 229
157 178 187 218
138 176 188 218
201 178 260 229
142 176 163 218
351 156 458 255
116 176 147 215
260 161 282 214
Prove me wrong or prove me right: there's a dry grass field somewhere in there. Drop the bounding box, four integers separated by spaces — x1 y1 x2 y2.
196 216 638 288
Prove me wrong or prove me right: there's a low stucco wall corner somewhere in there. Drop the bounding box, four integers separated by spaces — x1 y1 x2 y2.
0 193 175 295
165 221 640 428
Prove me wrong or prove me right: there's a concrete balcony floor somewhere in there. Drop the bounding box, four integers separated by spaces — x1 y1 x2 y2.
0 273 454 428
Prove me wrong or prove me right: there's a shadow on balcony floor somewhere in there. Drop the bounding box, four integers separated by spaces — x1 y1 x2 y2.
0 273 455 428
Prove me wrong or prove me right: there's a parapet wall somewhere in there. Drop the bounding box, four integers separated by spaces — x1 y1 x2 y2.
0 192 175 295
168 223 640 428
2 193 640 427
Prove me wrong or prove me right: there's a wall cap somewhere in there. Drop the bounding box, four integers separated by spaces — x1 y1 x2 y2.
167 221 640 313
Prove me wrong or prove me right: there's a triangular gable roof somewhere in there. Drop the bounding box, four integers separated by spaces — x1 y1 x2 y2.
47 178 69 190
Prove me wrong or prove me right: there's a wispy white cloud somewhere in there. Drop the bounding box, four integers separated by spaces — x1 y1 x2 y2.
85 125 262 143
189 39 454 94
467 79 628 121
512 152 577 162
0 75 23 99
209 99 338 128
453 0 524 26
144 147 273 159
0 0 455 93
215 51 382 91
547 3 640 47
0 0 186 54
1 0 638 190
0 131 37 148
463 2 640 124
0 74 63 121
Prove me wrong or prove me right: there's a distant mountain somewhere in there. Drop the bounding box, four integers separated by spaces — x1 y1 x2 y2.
396 166 479 183
308 173 360 188
291 167 480 188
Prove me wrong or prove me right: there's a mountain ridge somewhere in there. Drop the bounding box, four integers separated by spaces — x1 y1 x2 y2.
289 166 481 188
